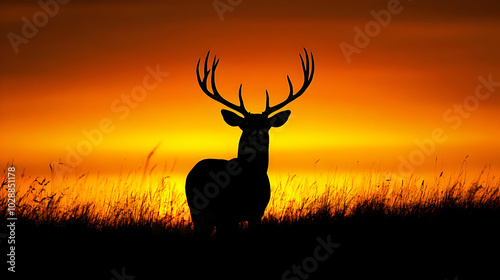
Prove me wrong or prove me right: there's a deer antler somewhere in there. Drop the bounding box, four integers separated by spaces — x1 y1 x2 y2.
196 51 249 116
263 48 314 116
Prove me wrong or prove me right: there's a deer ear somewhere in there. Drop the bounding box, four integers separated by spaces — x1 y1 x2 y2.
269 110 291 127
221 109 244 127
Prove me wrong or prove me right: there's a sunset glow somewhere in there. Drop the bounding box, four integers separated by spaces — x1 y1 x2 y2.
3 2 500 279
1 0 500 186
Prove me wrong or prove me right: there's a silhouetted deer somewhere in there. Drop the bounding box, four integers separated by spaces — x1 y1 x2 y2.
186 49 314 238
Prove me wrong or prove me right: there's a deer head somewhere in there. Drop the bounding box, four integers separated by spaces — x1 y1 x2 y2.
196 49 314 170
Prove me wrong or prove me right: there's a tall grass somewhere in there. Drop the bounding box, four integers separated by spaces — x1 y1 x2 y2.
264 169 499 224
1 162 499 233
1 163 190 231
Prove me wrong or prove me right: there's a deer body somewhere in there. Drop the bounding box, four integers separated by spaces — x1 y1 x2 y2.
185 49 314 238
186 158 271 232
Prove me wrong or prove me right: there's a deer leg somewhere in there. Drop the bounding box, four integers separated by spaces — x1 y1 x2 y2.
192 212 213 240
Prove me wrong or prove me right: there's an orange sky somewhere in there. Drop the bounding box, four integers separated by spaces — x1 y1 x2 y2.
1 0 500 181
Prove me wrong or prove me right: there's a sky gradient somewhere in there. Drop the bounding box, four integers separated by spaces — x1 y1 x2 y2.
1 0 500 181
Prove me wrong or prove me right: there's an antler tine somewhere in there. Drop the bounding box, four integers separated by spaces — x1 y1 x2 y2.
238 84 246 112
197 51 249 116
196 51 211 87
265 90 270 109
210 54 220 97
264 48 314 116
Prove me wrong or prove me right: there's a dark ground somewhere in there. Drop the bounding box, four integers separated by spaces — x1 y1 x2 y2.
3 207 499 280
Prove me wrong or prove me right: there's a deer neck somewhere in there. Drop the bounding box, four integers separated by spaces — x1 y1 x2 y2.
237 134 269 174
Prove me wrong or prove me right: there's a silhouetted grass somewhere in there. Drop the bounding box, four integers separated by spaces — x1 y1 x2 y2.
1 163 499 279
3 165 498 231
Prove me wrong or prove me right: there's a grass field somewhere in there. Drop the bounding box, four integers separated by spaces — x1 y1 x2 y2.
1 161 499 279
